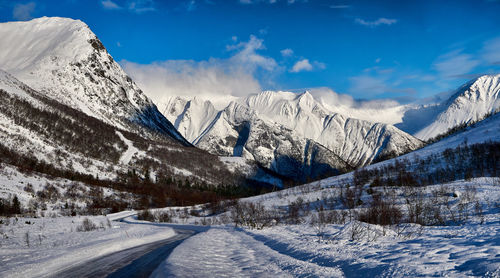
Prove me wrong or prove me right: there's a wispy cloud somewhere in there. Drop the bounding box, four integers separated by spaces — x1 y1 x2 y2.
12 2 36 20
101 0 121 10
187 0 197 11
227 35 279 71
128 0 155 13
101 0 156 13
239 0 306 4
349 75 389 94
355 17 397 27
348 66 419 98
329 4 349 9
280 48 293 57
433 49 479 78
481 37 500 65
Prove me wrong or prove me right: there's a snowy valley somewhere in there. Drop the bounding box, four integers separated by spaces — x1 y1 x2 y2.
0 15 499 278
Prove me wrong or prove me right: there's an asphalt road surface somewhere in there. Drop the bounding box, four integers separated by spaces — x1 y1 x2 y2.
49 229 195 278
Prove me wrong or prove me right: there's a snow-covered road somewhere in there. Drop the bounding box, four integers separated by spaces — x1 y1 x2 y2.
50 229 195 278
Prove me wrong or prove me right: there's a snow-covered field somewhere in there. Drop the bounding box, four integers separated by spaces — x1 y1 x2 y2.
144 177 499 278
2 177 498 277
154 218 500 277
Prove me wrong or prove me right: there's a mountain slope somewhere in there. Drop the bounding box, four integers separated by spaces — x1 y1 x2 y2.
0 17 188 145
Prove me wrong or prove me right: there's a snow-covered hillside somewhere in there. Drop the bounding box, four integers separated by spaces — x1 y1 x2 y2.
0 17 188 144
0 68 254 212
411 74 500 140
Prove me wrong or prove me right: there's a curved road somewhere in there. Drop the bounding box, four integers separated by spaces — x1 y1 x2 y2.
49 228 195 278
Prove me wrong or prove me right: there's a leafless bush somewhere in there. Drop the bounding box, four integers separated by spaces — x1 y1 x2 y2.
287 197 307 224
328 210 348 224
137 209 155 222
349 221 366 241
154 211 172 222
310 206 328 240
76 218 98 232
358 193 402 226
475 201 484 224
230 201 274 229
404 186 424 225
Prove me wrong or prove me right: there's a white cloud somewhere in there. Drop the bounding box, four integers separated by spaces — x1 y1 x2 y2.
355 17 397 27
280 48 293 57
228 35 278 71
291 59 313 72
121 35 279 106
290 59 324 73
122 59 261 107
12 2 36 20
101 0 122 9
375 58 381 63
433 49 479 78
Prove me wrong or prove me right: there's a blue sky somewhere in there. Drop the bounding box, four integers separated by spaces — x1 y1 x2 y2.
1 0 500 102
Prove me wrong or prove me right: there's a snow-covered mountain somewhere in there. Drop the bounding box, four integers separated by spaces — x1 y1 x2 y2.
0 17 284 190
0 69 243 188
0 17 188 145
159 73 500 170
407 74 500 140
161 91 423 179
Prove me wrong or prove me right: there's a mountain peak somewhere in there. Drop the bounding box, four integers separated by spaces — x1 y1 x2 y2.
0 17 97 75
413 73 500 140
0 16 190 145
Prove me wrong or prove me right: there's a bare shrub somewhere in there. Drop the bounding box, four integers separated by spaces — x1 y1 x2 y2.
310 205 328 240
287 197 307 224
404 186 425 225
358 193 402 226
76 218 98 232
230 201 273 229
349 221 366 241
154 211 171 222
137 209 155 222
